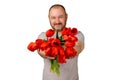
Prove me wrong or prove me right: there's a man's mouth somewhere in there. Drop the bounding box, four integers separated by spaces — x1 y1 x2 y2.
55 23 62 25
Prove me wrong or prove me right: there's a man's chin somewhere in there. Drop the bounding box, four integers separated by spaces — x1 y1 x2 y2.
55 26 66 31
54 26 62 31
51 25 65 31
55 28 62 31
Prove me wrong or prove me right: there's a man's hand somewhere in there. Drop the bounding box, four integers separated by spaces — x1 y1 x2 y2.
74 40 84 54
37 50 55 59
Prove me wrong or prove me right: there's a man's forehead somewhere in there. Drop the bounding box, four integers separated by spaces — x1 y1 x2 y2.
50 7 64 11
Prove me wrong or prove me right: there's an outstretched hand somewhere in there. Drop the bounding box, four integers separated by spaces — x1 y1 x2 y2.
37 50 55 59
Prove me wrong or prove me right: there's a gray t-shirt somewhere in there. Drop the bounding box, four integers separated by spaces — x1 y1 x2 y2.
38 31 84 80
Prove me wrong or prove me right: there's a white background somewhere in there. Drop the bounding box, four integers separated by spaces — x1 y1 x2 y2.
0 0 120 80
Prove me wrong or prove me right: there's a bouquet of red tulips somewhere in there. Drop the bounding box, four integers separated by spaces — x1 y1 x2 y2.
27 27 78 76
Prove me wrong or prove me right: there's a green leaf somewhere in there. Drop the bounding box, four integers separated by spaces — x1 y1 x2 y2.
50 57 60 76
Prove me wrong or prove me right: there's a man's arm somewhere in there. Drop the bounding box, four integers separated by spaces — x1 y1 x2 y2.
37 50 55 59
74 40 84 54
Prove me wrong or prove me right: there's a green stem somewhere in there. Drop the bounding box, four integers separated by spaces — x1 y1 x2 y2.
50 56 60 76
50 30 60 76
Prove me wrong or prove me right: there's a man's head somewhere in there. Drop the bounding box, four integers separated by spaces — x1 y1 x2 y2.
48 4 68 31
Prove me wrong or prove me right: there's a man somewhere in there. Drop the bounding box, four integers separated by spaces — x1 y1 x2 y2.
37 4 84 80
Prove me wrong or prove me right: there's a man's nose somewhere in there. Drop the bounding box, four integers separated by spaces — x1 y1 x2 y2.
55 18 60 23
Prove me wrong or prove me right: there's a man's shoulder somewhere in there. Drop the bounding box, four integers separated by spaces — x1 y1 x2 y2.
76 31 84 42
40 32 46 34
77 31 84 36
38 32 46 39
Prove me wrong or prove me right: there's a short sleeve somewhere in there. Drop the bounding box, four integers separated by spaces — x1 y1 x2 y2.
37 32 47 40
76 31 84 43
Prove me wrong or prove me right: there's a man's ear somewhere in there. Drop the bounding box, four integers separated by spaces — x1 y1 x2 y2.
66 13 68 21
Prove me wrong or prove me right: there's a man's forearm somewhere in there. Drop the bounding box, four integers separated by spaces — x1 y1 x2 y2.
74 40 84 54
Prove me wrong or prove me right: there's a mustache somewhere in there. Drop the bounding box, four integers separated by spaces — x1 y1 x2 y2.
54 23 62 25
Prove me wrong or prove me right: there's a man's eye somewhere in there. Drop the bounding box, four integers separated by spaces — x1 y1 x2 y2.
51 17 55 19
59 16 64 19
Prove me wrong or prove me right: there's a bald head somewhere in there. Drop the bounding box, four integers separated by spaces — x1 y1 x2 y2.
49 4 67 16
48 4 68 31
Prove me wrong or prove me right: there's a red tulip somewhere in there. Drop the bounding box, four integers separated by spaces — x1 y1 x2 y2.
65 41 75 47
35 39 44 49
51 47 58 57
46 29 55 37
62 35 69 41
51 38 61 47
40 41 50 50
27 42 38 52
71 28 78 35
62 27 71 35
59 47 65 57
58 55 66 63
35 39 43 45
65 47 77 58
45 47 51 56
69 35 78 42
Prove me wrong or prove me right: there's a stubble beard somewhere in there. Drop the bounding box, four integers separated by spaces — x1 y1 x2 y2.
51 22 66 31
51 25 65 31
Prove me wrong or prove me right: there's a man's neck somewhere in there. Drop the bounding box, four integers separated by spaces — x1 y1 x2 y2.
55 30 61 38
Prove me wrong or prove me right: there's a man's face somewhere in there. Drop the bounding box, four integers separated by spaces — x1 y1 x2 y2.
49 7 67 31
